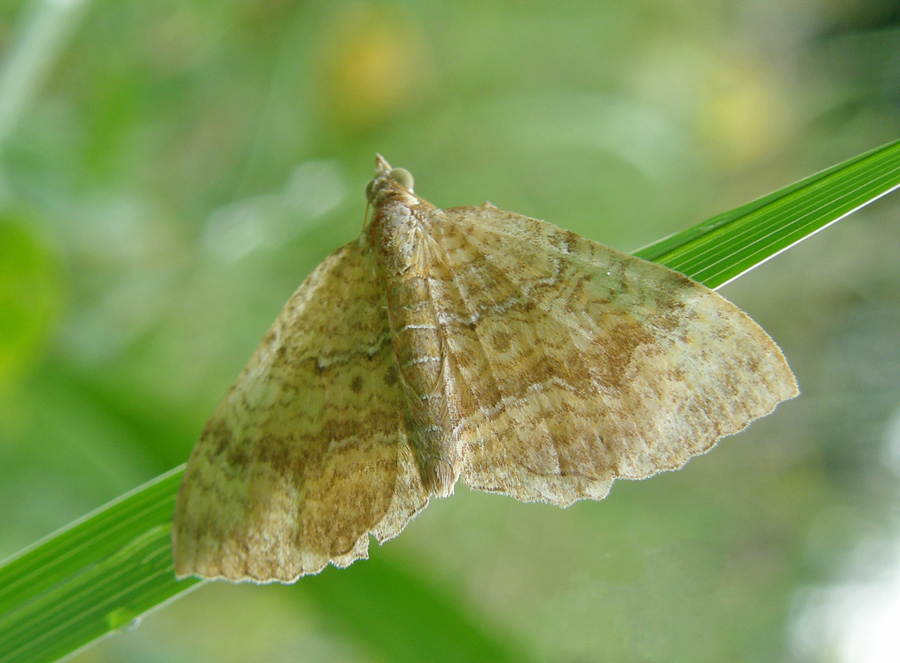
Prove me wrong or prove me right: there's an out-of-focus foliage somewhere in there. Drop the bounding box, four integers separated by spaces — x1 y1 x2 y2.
0 213 59 385
2 0 900 662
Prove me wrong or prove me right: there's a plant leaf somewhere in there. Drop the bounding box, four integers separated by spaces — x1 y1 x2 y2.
636 138 900 288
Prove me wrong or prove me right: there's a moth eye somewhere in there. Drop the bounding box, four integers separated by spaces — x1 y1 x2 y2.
364 179 375 201
389 168 414 191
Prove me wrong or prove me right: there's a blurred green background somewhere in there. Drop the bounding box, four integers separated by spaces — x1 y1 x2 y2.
2 0 900 661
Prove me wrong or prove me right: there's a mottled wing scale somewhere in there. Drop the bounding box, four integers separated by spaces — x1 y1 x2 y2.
428 205 797 506
172 237 428 583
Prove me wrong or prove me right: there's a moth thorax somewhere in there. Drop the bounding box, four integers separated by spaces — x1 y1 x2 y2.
375 217 431 279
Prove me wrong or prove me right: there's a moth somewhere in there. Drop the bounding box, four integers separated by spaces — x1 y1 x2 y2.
172 156 797 583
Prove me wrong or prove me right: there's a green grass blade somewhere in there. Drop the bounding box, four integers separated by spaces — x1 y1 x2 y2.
0 468 202 663
636 138 900 288
3 139 900 663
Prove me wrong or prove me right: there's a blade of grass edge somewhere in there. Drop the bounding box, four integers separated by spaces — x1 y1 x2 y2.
2 138 900 663
636 138 900 288
0 468 203 663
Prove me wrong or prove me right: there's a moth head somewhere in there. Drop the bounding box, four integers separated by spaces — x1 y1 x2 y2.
365 154 417 207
